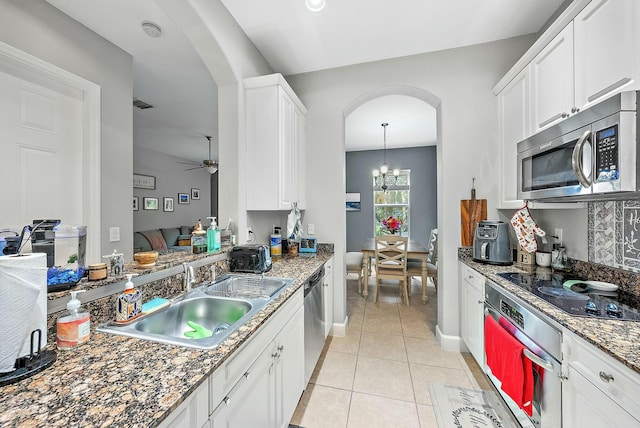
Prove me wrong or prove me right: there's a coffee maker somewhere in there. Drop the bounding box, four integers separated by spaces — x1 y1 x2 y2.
472 221 512 265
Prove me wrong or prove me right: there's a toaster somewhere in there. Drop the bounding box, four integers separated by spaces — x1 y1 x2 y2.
230 244 272 273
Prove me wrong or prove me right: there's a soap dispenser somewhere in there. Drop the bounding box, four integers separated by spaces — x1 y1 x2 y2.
116 274 142 322
206 217 221 252
57 290 90 350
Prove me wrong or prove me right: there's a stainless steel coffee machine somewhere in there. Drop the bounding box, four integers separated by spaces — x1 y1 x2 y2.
472 221 512 265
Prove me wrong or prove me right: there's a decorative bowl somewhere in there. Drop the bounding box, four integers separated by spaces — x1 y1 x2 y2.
134 251 158 268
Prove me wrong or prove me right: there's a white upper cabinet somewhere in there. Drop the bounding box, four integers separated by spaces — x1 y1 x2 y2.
498 67 530 209
245 74 307 211
574 0 638 109
530 23 575 133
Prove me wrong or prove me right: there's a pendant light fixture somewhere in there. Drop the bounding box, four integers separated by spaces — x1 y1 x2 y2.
372 123 400 191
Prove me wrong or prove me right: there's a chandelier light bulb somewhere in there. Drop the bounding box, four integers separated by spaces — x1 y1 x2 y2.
393 169 400 177
373 170 380 177
380 163 389 174
305 0 326 12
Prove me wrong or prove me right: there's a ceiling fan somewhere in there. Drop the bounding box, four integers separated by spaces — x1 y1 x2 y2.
178 136 218 174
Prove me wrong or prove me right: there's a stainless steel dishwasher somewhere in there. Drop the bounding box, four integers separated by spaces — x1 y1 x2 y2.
304 265 325 384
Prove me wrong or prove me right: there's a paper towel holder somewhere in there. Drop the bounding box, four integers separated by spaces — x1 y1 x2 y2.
0 329 56 387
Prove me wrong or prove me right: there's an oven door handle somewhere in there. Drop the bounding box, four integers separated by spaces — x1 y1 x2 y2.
523 348 554 373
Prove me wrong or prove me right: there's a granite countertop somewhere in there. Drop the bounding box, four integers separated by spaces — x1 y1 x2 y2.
459 250 640 375
0 251 333 427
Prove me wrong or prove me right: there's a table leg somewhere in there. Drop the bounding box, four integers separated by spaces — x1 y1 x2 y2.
421 255 428 304
362 251 370 299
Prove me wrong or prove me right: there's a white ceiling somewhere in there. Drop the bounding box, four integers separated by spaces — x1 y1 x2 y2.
45 0 566 160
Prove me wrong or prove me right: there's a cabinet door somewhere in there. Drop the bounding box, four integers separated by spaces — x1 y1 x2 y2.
459 263 485 367
278 88 295 210
498 67 529 209
563 367 640 428
294 105 306 210
531 23 574 133
275 307 305 428
222 345 277 428
574 0 637 109
323 257 334 338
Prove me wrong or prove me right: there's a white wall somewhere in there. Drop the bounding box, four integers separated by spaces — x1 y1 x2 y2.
133 146 212 232
0 0 133 259
288 35 536 348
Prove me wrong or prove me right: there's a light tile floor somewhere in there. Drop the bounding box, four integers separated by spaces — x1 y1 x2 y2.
290 274 491 428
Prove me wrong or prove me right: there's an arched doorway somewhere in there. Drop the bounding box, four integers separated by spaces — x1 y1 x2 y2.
343 84 442 327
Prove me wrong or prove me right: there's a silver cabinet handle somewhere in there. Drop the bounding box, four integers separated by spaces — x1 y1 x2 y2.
561 112 569 118
477 300 484 304
599 371 614 383
278 345 284 352
571 106 580 113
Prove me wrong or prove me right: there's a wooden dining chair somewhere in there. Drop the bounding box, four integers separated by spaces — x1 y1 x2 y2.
407 228 438 293
374 235 409 305
346 252 364 294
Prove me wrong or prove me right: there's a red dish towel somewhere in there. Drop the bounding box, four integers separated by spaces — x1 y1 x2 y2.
484 315 534 416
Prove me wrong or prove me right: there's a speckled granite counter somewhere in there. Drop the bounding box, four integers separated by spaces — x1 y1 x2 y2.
0 250 333 427
458 249 640 375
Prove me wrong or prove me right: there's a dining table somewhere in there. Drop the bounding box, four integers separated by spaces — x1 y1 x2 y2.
361 238 430 304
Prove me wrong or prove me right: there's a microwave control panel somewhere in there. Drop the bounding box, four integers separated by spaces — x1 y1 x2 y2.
595 124 619 182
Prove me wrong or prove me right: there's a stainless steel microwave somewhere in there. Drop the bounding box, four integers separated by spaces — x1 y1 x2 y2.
517 91 640 201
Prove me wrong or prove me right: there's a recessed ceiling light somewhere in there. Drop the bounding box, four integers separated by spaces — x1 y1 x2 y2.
141 21 162 38
305 0 326 12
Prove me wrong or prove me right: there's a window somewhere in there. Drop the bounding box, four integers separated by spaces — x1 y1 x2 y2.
373 170 410 237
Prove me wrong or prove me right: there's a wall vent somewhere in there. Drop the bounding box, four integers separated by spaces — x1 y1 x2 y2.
133 98 154 109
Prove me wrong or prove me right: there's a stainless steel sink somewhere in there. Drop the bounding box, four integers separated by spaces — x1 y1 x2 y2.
97 274 293 349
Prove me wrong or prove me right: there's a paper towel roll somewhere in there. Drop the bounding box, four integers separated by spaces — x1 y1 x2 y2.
0 253 47 373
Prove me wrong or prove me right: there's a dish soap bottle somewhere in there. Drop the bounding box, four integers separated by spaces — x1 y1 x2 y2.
57 290 90 349
116 274 142 322
206 217 221 252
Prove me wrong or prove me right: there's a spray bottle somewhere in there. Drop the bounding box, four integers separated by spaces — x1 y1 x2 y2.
57 290 90 349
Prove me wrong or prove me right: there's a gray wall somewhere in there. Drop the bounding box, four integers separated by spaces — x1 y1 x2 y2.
133 146 212 233
0 0 133 259
346 146 437 252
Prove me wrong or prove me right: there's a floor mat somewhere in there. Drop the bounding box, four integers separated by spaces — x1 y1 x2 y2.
429 383 519 428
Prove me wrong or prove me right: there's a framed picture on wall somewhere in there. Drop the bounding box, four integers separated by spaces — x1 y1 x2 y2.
346 193 361 211
178 193 190 204
133 196 139 211
191 188 200 200
133 173 156 190
143 197 159 210
163 197 174 212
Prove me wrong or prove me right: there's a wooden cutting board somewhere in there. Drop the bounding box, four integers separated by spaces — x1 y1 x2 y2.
460 198 487 246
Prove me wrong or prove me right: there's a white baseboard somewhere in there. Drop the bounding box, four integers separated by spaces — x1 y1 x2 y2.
330 315 348 337
436 324 464 352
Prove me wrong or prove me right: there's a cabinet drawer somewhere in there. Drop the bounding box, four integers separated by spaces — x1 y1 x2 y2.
566 331 640 418
461 264 484 291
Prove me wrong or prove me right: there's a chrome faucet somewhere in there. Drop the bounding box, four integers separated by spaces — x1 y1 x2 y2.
183 262 196 292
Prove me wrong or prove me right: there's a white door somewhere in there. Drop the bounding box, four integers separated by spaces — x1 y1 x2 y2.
574 0 638 108
530 23 575 132
0 64 83 237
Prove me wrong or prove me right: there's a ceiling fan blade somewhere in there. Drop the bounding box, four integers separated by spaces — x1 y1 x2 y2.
177 161 201 166
184 166 204 171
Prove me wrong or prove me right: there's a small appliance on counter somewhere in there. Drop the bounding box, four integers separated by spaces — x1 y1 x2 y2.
230 244 272 273
472 221 512 265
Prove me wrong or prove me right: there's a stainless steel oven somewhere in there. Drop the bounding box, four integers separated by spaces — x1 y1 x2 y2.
517 90 640 201
484 280 562 428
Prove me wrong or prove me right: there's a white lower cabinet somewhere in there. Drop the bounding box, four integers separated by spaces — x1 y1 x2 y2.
210 295 304 428
562 330 640 427
459 262 485 367
322 257 334 338
159 380 210 428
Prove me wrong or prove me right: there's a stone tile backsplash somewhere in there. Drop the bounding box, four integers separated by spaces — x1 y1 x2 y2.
589 200 640 273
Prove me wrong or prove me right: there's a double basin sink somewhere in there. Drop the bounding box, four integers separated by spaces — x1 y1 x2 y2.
97 274 293 349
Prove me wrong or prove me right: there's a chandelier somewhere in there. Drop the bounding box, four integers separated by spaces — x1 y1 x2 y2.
372 123 399 191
